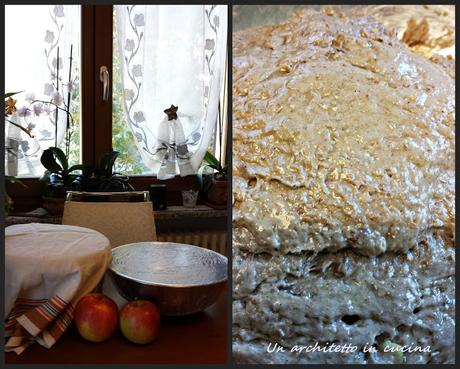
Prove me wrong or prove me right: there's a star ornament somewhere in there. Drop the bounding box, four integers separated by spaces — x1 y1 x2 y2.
164 105 178 121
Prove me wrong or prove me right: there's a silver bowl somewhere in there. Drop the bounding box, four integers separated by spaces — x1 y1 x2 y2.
108 242 227 316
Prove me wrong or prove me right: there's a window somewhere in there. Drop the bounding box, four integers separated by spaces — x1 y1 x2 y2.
112 10 149 175
5 5 228 211
112 5 227 178
5 5 81 177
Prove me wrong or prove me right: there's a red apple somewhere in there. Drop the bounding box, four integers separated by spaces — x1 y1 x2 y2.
119 300 161 344
74 293 118 343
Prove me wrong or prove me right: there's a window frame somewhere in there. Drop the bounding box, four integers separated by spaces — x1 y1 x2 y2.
6 5 228 213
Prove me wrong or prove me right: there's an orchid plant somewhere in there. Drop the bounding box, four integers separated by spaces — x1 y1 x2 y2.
4 40 79 202
7 5 79 171
197 150 228 193
4 92 34 138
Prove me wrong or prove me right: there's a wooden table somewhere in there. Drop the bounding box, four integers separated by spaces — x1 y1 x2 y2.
5 291 227 364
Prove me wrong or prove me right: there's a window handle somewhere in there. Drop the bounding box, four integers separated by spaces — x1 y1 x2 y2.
99 66 110 101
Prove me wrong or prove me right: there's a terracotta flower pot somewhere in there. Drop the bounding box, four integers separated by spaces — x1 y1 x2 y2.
206 177 227 209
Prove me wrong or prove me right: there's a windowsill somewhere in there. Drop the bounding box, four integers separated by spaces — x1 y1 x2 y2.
5 205 227 228
152 205 227 219
6 175 212 212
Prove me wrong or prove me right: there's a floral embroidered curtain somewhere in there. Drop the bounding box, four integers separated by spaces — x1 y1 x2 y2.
115 5 227 179
5 5 80 177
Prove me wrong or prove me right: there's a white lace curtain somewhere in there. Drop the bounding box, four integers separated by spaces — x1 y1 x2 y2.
116 5 227 179
5 5 80 177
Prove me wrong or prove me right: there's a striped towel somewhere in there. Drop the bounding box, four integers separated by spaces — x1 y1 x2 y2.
5 297 75 355
5 223 112 354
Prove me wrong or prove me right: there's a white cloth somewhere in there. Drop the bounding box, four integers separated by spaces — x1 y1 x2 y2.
5 223 112 353
156 114 195 179
116 5 227 177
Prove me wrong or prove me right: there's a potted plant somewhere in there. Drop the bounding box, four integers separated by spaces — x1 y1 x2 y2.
198 151 228 209
40 149 135 214
39 147 88 214
78 151 134 192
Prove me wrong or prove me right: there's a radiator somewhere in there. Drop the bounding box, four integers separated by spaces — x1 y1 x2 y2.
157 230 227 256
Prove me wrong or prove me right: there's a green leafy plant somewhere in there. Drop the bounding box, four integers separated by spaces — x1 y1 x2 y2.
39 148 134 196
41 147 88 184
39 147 88 197
202 151 227 177
76 151 134 192
39 147 134 199
5 176 26 214
93 151 134 192
197 150 228 192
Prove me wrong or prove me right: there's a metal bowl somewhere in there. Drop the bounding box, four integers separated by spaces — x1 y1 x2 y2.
108 242 227 316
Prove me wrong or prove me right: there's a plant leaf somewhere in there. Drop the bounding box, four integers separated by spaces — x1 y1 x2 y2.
5 176 27 187
5 193 13 214
98 151 119 177
48 147 69 171
40 148 64 173
203 150 220 170
5 175 18 182
5 91 23 98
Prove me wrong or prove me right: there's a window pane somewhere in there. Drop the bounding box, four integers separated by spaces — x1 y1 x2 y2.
5 5 81 177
